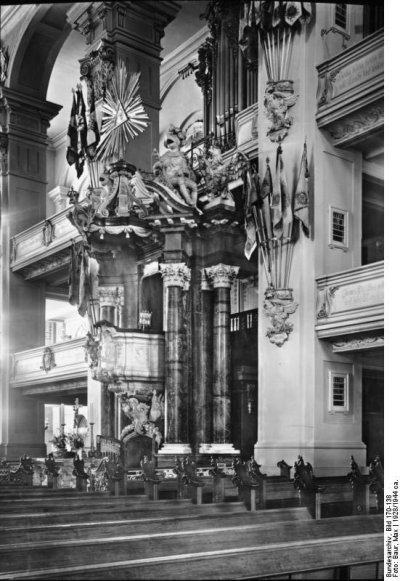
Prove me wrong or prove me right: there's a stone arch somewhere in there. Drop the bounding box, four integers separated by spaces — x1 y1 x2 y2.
7 3 75 100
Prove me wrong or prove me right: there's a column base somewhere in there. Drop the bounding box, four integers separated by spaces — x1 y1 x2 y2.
199 443 241 455
158 443 192 456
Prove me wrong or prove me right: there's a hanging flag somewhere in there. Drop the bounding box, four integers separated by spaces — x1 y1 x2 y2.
68 241 80 306
270 146 283 238
78 247 91 317
75 85 88 179
270 146 292 239
86 83 100 159
293 141 310 236
66 89 78 167
280 152 293 239
244 168 258 260
259 157 274 241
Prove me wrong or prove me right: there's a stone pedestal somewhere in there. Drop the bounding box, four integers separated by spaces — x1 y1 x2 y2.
159 263 191 453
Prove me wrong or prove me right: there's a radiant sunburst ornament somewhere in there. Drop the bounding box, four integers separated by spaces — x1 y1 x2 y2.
96 60 149 162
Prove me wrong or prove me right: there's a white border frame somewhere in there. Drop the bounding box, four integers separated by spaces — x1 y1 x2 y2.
328 205 349 251
328 370 350 413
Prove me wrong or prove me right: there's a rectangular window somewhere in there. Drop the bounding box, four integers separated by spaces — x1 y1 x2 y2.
329 206 349 250
329 371 350 413
335 4 347 29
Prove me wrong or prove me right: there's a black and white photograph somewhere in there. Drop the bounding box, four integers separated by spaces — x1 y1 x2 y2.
0 0 387 578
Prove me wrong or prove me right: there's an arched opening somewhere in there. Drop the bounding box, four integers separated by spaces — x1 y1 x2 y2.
140 272 164 333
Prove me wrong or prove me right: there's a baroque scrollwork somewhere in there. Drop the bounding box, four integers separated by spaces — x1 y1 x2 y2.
332 335 384 352
263 288 298 347
328 102 384 145
195 38 214 104
79 39 115 101
192 146 235 200
0 42 9 85
83 332 100 369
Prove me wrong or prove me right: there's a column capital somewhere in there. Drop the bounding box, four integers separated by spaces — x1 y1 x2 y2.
204 264 239 289
160 263 191 289
98 286 124 307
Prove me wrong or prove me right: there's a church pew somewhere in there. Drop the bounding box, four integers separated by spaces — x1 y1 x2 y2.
56 534 383 581
0 506 311 546
0 500 247 528
294 456 376 519
0 494 156 513
0 488 106 498
0 514 383 578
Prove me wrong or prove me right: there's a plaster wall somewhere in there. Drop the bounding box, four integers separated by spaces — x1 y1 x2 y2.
255 5 365 475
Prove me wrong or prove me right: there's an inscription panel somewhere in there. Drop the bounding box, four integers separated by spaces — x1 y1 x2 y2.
333 47 383 99
330 278 383 315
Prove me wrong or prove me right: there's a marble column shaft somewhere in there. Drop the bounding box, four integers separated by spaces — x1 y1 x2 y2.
101 383 114 438
205 264 239 444
160 263 191 444
193 271 214 445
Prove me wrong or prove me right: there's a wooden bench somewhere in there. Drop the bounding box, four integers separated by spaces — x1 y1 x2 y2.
178 456 206 504
231 457 260 511
91 436 127 496
0 456 34 488
294 455 377 519
141 455 162 500
0 513 383 579
369 455 384 512
44 453 61 489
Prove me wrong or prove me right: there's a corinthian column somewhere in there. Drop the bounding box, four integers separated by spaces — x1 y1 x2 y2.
159 263 192 455
203 263 240 455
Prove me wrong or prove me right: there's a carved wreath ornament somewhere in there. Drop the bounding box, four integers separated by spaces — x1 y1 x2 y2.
263 288 298 347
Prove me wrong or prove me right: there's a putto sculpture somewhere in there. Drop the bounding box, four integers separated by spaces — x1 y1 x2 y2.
153 125 201 213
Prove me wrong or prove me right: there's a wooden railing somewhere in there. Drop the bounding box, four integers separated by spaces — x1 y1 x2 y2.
10 338 87 388
230 309 258 333
10 206 80 279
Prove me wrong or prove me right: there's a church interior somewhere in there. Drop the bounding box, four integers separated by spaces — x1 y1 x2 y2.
0 1 385 578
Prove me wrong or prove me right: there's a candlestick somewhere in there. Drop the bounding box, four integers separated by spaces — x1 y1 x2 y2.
89 422 95 457
60 403 65 426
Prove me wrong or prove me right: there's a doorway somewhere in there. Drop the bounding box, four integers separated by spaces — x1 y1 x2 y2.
362 368 384 465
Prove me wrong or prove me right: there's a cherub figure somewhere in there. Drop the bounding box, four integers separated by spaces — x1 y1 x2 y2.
121 396 150 435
